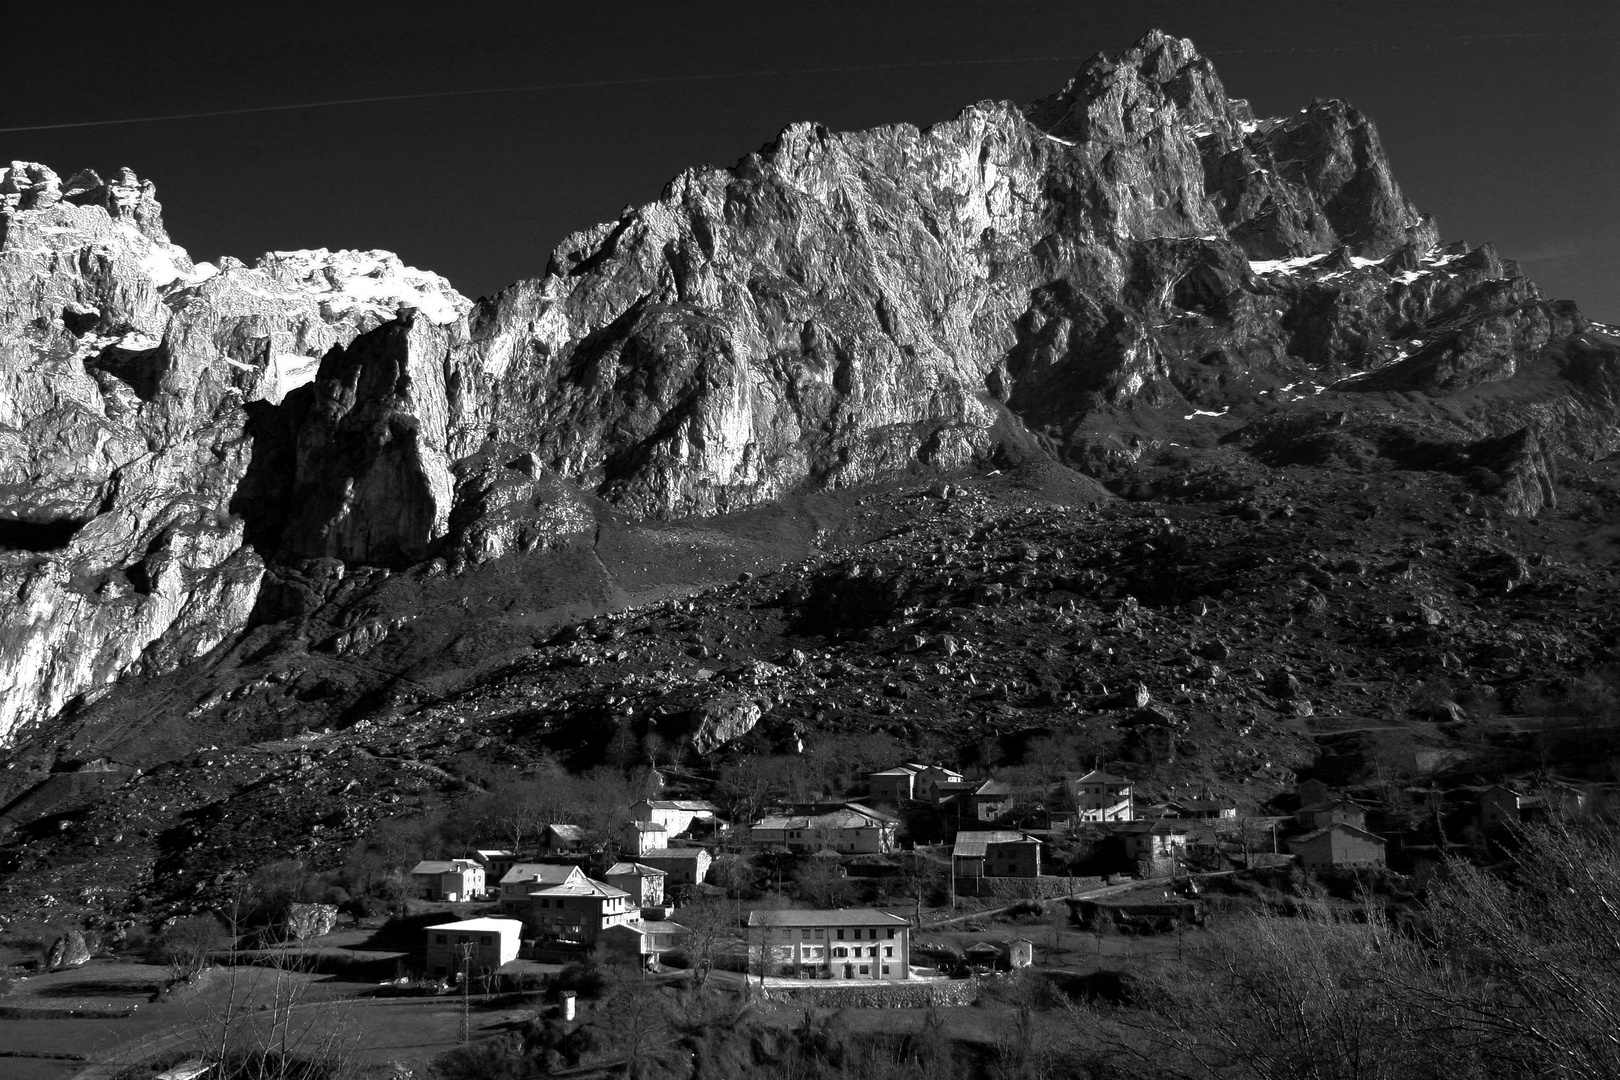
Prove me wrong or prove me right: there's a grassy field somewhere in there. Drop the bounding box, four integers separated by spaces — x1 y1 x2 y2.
0 940 547 1079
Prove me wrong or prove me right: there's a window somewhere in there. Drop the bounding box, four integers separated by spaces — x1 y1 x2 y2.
435 934 446 944
882 965 891 975
814 929 824 939
886 928 896 939
884 946 893 957
836 929 845 940
832 947 846 958
868 946 878 957
859 965 869 975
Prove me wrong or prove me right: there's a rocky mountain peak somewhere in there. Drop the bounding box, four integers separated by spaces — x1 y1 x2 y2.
1 162 170 244
0 33 1614 753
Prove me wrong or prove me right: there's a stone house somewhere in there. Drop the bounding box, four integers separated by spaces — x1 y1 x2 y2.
1479 783 1588 830
630 799 721 838
498 863 587 913
603 861 666 907
964 938 1034 972
748 908 911 981
423 917 521 979
937 780 1016 822
601 919 689 965
622 820 668 856
952 830 1042 878
542 824 588 852
1072 769 1133 822
470 849 517 882
1294 799 1367 831
749 805 897 853
636 847 713 888
523 877 634 943
409 859 485 902
1288 823 1386 870
868 765 923 803
1113 820 1190 867
870 763 964 803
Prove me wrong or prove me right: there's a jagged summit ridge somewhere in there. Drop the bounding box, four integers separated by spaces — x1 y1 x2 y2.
0 31 1614 746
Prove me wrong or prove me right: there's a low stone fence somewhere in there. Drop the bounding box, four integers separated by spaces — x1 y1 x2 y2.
959 875 1105 900
765 978 978 1009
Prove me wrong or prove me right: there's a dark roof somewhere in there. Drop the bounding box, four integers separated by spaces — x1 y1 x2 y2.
1112 821 1190 836
604 861 666 877
1297 799 1365 815
637 849 709 863
1076 769 1129 785
952 830 1037 857
1290 823 1385 846
747 908 910 929
410 860 476 875
499 863 584 886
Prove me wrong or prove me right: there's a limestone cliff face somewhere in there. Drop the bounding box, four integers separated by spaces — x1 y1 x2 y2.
0 164 470 742
0 30 1615 745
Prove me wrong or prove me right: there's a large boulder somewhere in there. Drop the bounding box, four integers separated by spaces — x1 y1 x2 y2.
47 930 92 970
283 903 340 942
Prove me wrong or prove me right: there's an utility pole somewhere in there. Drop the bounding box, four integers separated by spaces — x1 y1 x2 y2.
459 941 475 1044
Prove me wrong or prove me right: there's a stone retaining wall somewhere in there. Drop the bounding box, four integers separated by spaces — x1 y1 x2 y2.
765 978 978 1008
961 875 1105 900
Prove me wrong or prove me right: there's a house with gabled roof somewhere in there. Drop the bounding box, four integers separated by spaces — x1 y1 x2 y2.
542 824 588 852
869 764 923 803
409 859 485 902
1113 820 1190 868
1072 769 1133 822
636 847 712 888
630 799 722 838
1288 823 1386 870
869 763 965 803
1294 799 1367 832
1479 781 1588 830
423 917 522 979
952 830 1041 878
748 908 911 981
603 861 666 907
622 819 668 857
602 919 689 965
523 877 634 943
749 804 897 854
470 849 517 883
497 862 587 913
964 779 1016 822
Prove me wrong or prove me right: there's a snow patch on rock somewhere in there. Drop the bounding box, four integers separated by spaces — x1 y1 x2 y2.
255 249 471 327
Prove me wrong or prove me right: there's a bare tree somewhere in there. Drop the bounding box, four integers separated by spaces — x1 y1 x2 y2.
1410 812 1620 1080
677 898 743 991
159 914 228 982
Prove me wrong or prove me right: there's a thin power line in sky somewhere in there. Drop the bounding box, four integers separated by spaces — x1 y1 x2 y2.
1 29 1613 135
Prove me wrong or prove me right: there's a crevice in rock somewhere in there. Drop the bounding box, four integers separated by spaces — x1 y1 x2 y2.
0 516 89 552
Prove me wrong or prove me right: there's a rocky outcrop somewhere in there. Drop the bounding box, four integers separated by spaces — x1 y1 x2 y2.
283 902 339 941
47 929 92 969
0 163 470 744
0 30 1615 746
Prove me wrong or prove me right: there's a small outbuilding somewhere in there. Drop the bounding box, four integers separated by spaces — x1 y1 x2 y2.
423 917 522 979
1288 823 1386 871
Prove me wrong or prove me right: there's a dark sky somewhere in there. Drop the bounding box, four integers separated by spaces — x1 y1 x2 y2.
5 2 1616 318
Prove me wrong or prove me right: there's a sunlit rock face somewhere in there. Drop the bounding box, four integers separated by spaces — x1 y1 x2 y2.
0 30 1614 745
0 163 471 742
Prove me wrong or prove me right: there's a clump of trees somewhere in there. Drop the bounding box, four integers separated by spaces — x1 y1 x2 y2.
1088 811 1620 1080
